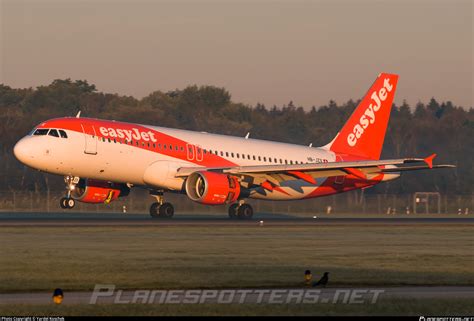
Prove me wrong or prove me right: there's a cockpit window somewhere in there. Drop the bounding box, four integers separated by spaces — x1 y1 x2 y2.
59 130 68 138
33 129 49 136
48 129 59 137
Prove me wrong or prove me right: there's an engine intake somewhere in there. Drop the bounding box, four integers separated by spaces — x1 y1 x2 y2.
72 179 130 204
185 171 240 205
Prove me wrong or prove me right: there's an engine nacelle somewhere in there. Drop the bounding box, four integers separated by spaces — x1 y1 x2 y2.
185 171 240 205
71 179 130 204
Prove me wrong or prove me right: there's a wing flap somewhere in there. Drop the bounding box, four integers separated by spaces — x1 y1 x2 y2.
380 164 455 173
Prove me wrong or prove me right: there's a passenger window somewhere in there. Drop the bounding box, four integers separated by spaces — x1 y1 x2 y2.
59 130 68 138
226 152 229 157
253 155 256 160
236 153 240 159
274 158 277 163
34 128 49 136
258 156 261 161
269 158 272 163
48 129 59 137
263 157 267 162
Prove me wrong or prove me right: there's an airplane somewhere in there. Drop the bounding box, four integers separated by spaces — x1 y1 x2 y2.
13 73 455 219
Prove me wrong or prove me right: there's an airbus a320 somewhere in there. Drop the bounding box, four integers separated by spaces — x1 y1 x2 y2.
13 73 454 219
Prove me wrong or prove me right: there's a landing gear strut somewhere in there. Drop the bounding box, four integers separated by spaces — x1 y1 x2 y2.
60 176 79 209
149 191 174 219
228 202 254 220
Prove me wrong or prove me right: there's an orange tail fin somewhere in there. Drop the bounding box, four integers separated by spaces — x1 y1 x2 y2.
329 73 399 160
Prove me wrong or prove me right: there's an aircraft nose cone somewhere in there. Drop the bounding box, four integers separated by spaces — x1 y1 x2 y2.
13 138 31 164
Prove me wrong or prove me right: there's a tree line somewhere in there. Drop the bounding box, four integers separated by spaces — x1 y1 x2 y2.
0 79 472 195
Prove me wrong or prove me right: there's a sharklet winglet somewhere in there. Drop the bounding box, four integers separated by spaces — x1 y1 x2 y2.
424 153 437 169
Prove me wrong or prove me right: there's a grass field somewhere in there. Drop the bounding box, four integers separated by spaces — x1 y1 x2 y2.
1 298 474 316
1 224 473 293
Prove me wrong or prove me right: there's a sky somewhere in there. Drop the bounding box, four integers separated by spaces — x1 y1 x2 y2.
1 0 473 108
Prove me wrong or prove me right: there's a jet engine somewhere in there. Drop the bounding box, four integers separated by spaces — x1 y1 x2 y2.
185 171 240 205
71 179 130 204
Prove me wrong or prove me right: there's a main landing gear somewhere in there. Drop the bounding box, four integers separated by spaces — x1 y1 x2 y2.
228 202 254 220
149 192 174 219
60 176 79 209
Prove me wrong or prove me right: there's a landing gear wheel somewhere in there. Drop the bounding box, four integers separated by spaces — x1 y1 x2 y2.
159 202 174 218
237 204 253 220
60 197 68 209
60 197 75 209
149 202 174 219
66 198 75 209
150 202 160 218
228 203 239 219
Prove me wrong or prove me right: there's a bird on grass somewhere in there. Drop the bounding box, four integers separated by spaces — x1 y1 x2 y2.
312 272 329 288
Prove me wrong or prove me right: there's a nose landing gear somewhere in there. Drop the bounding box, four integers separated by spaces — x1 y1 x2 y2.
60 176 79 209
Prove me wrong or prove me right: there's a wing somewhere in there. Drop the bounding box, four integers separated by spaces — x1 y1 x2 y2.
175 153 455 187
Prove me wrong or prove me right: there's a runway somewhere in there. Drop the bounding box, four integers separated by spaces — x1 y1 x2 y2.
1 286 473 305
0 212 472 227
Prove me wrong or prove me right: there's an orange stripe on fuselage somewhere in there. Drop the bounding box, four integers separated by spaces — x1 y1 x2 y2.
37 117 238 168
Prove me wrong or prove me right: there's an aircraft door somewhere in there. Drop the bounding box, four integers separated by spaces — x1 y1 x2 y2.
195 145 203 162
81 124 98 155
186 144 195 161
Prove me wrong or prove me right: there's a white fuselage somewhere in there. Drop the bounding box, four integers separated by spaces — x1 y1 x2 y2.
15 120 338 200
